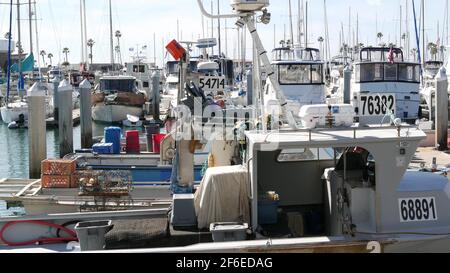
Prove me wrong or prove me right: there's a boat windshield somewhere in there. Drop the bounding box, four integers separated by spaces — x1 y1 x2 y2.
278 64 323 85
355 63 420 83
100 79 136 92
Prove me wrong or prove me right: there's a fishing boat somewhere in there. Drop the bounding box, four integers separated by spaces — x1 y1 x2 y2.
346 47 421 125
91 75 147 123
264 46 327 118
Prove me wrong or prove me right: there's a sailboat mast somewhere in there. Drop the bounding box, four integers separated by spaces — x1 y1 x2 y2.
34 0 41 77
17 0 22 76
80 0 85 65
400 5 402 48
305 0 308 48
288 0 294 46
109 0 114 69
28 0 33 57
83 0 88 67
217 0 221 55
421 0 425 65
6 0 13 104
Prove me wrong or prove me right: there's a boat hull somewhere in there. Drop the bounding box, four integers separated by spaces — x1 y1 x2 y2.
0 104 28 124
92 103 143 123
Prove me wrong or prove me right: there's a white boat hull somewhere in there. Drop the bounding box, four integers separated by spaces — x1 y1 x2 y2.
92 104 143 123
0 103 28 124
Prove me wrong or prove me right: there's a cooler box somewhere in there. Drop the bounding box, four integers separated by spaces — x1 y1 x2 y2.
104 127 122 154
126 130 140 154
258 199 279 225
92 143 114 155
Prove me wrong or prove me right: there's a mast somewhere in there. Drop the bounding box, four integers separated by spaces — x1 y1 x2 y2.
217 0 221 55
288 0 294 46
109 0 114 69
17 0 23 90
6 0 13 104
80 0 85 65
34 0 41 76
28 0 33 56
406 0 410 60
400 5 402 49
421 0 425 66
305 0 308 48
83 0 88 66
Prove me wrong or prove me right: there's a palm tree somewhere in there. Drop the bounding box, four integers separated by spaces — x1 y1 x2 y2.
317 36 324 56
427 42 438 61
40 50 47 68
4 32 11 39
87 39 95 65
47 53 53 67
377 32 383 45
62 47 70 65
411 48 418 62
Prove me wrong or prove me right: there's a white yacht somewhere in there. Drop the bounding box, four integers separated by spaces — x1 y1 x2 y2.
91 75 147 123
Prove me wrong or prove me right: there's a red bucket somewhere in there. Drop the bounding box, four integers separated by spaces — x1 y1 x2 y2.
152 134 166 154
126 130 140 154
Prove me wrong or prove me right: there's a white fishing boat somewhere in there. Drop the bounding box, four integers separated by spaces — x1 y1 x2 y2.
92 75 146 123
264 46 327 118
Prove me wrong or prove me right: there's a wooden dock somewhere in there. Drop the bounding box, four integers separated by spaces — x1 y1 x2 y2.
46 109 81 129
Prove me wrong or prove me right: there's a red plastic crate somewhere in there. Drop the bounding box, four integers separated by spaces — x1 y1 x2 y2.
42 175 72 189
42 159 77 176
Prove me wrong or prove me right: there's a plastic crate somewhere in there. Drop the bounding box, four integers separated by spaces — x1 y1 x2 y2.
258 200 279 225
42 175 72 188
210 223 248 242
41 159 77 176
93 143 114 154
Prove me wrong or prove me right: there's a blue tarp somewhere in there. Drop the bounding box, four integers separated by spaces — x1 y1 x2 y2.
10 53 34 73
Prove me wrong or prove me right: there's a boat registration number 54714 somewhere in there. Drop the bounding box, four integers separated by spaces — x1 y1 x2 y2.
359 94 396 116
399 197 438 222
199 76 226 92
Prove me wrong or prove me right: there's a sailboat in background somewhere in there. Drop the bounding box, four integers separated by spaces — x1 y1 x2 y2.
0 0 53 126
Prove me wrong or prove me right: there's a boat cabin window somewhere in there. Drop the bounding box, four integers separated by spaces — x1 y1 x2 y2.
277 148 334 162
356 63 420 83
278 64 323 85
133 65 146 73
359 47 404 62
272 47 294 61
100 79 136 92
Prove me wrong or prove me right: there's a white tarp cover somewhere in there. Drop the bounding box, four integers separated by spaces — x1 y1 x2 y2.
194 166 250 229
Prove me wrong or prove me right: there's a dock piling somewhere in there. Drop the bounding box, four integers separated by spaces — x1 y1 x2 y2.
28 83 47 179
58 79 74 158
343 66 352 104
79 79 93 149
435 67 449 151
151 71 161 121
52 77 60 123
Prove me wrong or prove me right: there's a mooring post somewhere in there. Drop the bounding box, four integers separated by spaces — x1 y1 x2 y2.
52 77 60 124
151 71 161 121
343 66 352 104
79 79 93 149
28 82 47 179
246 69 253 106
435 67 449 151
58 79 74 158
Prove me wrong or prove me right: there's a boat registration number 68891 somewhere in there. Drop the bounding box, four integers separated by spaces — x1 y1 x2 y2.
399 197 438 222
359 94 396 116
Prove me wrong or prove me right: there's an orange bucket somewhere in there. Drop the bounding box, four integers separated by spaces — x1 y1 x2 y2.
166 39 186 61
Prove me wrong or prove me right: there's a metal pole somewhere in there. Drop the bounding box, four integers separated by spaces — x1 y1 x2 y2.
151 71 161 121
109 0 114 69
246 69 253 106
435 67 449 151
80 0 85 64
28 0 33 57
58 80 74 158
28 83 47 179
79 79 92 149
343 66 352 104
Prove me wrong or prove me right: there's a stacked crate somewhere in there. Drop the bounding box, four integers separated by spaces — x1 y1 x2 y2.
41 159 77 188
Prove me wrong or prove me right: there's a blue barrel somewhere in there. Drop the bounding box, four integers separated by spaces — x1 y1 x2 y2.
104 127 122 154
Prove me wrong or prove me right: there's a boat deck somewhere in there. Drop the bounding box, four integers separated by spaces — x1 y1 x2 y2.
410 147 450 170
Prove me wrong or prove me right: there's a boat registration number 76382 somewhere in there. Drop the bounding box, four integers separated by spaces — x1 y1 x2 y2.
399 197 438 222
358 94 396 116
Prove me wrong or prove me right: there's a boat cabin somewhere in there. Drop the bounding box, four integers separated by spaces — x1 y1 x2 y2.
265 47 326 116
97 76 142 94
351 47 421 124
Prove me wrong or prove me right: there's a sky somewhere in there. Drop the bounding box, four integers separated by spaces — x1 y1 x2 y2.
0 0 448 67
